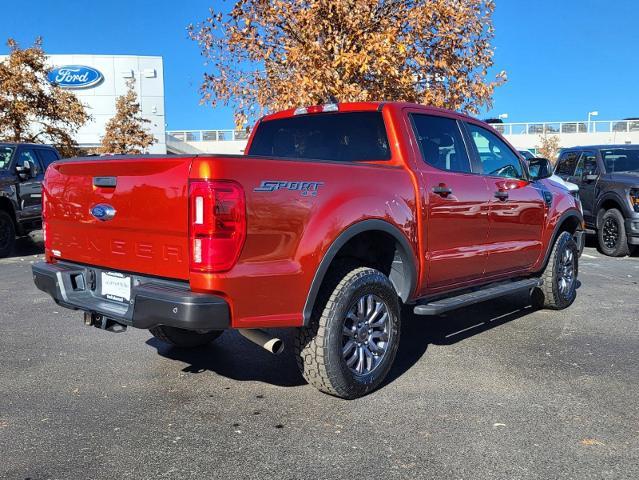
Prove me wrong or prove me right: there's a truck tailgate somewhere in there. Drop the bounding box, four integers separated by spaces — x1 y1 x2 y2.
44 156 194 280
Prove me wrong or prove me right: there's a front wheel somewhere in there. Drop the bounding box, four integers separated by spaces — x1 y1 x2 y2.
597 208 630 257
149 325 223 348
532 231 578 310
0 210 16 258
294 267 401 399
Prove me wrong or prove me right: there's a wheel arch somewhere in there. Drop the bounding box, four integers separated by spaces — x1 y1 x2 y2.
0 196 18 226
538 209 583 272
595 193 629 228
302 219 418 325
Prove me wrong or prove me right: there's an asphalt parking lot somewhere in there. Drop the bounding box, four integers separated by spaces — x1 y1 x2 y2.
1 233 637 480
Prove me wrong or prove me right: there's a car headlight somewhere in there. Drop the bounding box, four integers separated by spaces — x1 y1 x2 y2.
630 188 639 213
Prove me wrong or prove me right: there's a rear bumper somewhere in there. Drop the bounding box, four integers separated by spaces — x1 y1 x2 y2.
32 261 230 331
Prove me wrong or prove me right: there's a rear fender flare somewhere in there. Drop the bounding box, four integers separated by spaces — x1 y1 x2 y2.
0 194 18 225
302 219 417 325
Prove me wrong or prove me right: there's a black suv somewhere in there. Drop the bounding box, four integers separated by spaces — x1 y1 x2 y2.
555 145 639 256
0 143 61 257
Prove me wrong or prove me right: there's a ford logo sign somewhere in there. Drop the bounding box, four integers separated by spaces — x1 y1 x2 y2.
90 204 116 221
48 65 103 89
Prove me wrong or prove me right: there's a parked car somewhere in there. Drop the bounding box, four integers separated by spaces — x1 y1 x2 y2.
0 143 61 257
555 145 639 256
32 102 583 399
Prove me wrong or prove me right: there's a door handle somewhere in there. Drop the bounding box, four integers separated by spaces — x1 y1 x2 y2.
432 185 453 197
494 191 509 201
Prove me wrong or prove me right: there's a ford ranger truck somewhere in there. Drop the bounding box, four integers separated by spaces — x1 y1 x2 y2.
32 102 584 399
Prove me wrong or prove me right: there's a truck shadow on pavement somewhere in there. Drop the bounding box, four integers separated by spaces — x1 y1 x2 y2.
147 290 556 391
8 232 44 258
146 329 307 387
385 292 538 387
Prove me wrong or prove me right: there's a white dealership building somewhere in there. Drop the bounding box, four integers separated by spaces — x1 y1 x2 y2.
43 55 167 153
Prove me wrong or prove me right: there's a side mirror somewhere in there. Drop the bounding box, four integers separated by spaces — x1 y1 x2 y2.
528 157 553 181
15 160 32 180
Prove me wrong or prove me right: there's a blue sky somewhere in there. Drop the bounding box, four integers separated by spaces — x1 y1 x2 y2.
2 0 638 129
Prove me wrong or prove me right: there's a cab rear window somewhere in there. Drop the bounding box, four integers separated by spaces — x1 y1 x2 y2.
247 112 391 162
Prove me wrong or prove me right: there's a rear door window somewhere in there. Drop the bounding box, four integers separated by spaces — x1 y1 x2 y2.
36 148 60 169
574 151 597 177
247 112 391 162
410 114 472 173
556 152 579 177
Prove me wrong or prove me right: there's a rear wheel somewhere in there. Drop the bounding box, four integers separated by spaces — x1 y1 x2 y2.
294 267 401 399
149 325 223 348
0 211 16 258
597 208 630 257
532 231 578 310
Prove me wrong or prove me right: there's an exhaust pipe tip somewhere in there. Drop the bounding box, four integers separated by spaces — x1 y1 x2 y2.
238 329 284 355
264 337 284 356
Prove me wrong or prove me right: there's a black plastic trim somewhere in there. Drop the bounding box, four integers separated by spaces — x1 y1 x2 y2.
595 192 632 226
93 176 117 188
574 229 585 256
537 209 583 272
302 219 417 325
413 278 541 315
32 261 230 331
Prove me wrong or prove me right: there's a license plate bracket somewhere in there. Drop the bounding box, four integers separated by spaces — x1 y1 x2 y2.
101 271 131 303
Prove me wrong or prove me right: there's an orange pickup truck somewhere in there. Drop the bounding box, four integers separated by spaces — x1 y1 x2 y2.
33 102 583 398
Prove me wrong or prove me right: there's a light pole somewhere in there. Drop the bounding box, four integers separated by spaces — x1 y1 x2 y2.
588 111 599 133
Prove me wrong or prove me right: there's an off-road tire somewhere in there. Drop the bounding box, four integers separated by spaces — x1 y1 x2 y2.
532 231 578 310
294 267 401 399
0 210 16 258
149 325 223 348
597 208 630 257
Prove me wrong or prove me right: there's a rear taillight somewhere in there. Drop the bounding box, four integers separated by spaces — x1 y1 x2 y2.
42 188 51 250
189 180 246 273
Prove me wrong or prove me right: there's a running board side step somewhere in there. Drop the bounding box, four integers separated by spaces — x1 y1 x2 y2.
413 278 541 316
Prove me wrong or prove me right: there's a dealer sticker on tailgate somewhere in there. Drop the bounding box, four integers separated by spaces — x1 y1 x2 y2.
101 272 131 302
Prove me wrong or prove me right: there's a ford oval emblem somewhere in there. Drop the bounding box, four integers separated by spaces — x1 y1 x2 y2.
90 204 116 221
48 65 103 89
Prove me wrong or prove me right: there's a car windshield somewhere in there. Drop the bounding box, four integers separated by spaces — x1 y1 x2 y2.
519 150 535 160
600 148 639 173
0 145 15 170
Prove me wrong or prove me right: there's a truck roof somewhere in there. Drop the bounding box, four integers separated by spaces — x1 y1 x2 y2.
0 142 56 148
260 101 480 123
562 144 639 150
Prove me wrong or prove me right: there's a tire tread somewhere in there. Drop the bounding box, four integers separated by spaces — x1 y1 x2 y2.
534 231 578 310
294 267 398 398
